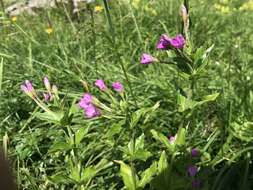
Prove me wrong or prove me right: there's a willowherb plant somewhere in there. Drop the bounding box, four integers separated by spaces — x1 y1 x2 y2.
116 1 219 190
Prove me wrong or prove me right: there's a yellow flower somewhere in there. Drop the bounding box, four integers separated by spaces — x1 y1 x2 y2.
45 27 53 35
11 16 17 22
94 5 103 12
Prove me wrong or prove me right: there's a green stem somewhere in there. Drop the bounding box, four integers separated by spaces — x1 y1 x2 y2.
103 0 115 44
0 0 4 13
89 7 98 77
169 153 176 189
102 0 137 108
128 1 143 44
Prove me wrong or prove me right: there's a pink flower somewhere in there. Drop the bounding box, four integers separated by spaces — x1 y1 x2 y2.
25 80 34 92
79 93 93 109
95 79 107 91
169 34 185 49
112 81 124 92
85 104 100 118
168 135 176 143
21 80 35 97
140 53 157 64
78 93 101 119
157 34 171 50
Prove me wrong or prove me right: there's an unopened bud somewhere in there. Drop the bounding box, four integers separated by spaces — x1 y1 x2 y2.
52 85 59 99
180 4 188 23
43 77 51 92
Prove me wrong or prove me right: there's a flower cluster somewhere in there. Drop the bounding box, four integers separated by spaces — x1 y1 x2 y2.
21 77 57 102
187 148 202 189
79 93 101 119
43 77 58 102
78 79 124 119
140 34 186 64
95 79 124 93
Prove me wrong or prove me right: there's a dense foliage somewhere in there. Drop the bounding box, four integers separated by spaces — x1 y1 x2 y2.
1 0 253 189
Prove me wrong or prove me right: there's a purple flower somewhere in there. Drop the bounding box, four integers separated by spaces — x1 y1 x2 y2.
168 135 176 143
21 84 29 94
79 93 93 109
112 81 124 92
21 80 35 97
85 104 100 118
169 34 185 49
95 79 107 91
157 34 171 50
78 93 101 119
43 77 51 91
140 53 157 64
191 148 199 157
192 179 202 189
187 165 198 177
25 80 34 92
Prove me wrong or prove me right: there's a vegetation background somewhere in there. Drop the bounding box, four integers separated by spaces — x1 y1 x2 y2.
1 0 253 189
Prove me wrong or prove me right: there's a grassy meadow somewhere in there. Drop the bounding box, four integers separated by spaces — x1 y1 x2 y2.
1 0 253 189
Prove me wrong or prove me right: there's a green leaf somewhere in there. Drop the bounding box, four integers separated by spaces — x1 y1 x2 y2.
150 129 174 153
48 142 72 153
94 159 113 172
229 122 253 142
69 163 81 182
34 110 64 123
115 161 138 190
177 92 219 112
151 151 170 190
134 149 152 162
157 151 168 173
69 99 79 115
194 44 214 72
175 128 186 147
135 133 145 150
75 126 90 146
177 93 196 112
49 172 71 184
139 162 157 188
201 93 220 102
106 122 123 138
81 167 97 183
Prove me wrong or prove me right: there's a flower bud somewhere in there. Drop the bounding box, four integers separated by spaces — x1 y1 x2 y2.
43 77 51 92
